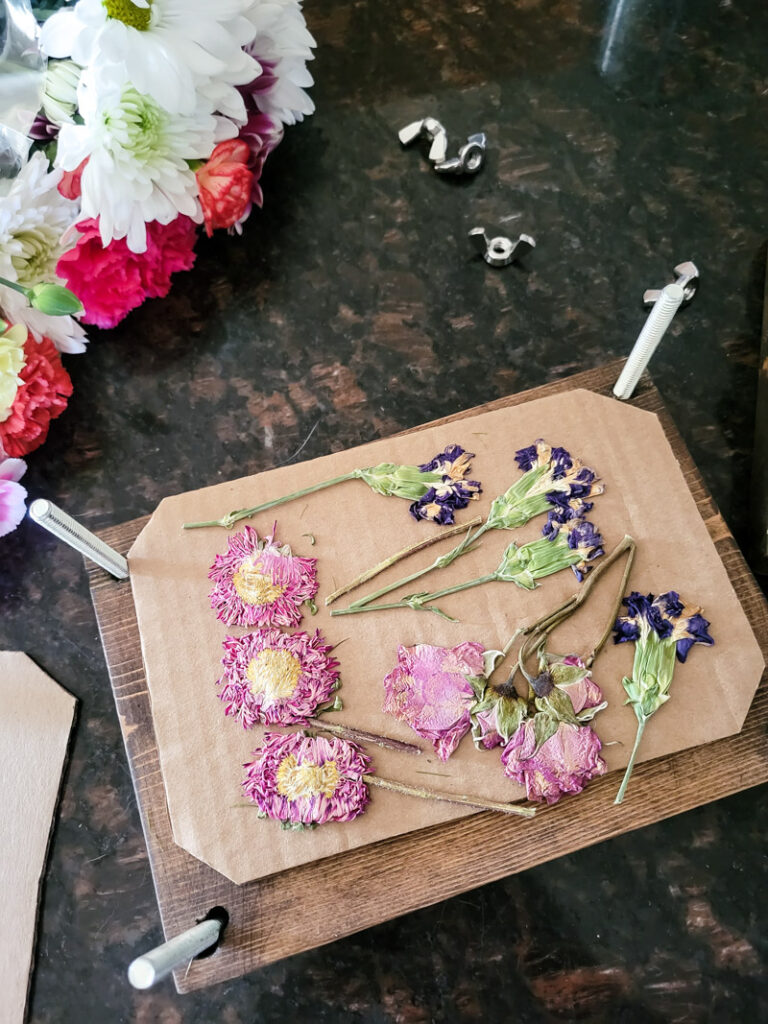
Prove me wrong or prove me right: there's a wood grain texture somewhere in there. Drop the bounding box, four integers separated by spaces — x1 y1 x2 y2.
87 362 768 994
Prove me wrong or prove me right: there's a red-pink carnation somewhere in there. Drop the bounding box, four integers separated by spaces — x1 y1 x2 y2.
56 215 197 329
0 336 72 457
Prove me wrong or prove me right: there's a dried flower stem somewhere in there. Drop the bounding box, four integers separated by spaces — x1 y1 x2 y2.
614 715 646 805
364 774 536 817
325 515 483 605
504 535 636 687
309 719 423 756
183 472 360 530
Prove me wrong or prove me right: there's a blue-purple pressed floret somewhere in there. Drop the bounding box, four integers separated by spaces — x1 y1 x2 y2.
514 444 539 472
418 444 470 474
613 591 714 662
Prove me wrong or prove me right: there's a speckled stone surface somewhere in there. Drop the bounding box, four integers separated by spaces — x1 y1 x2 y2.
4 0 768 1020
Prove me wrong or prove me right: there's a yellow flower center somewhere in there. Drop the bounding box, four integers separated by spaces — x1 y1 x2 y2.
246 649 302 700
102 0 152 30
233 559 285 606
276 754 340 801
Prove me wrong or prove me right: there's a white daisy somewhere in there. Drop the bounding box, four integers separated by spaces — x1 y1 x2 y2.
56 70 236 253
41 0 260 118
0 153 86 354
243 0 316 127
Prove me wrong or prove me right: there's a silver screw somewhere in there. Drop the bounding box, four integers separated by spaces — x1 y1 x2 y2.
469 226 536 267
128 917 224 989
613 261 700 401
28 499 129 579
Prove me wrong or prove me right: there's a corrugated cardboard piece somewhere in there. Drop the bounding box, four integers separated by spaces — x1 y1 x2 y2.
0 653 76 1024
129 390 764 885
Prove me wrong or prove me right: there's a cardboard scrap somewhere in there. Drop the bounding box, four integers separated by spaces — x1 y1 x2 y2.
0 652 76 1024
128 390 764 884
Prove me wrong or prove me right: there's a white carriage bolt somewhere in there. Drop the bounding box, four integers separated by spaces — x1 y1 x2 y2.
128 917 224 990
613 283 685 400
29 498 129 579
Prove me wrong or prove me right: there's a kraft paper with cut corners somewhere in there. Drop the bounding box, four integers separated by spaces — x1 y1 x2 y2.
128 390 764 885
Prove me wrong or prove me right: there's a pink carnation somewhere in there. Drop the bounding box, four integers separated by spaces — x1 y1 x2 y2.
0 454 27 538
501 719 607 804
217 627 340 728
208 524 318 628
56 215 197 329
244 731 371 827
382 641 485 760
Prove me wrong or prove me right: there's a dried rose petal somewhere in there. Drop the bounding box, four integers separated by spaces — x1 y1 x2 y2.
501 719 606 804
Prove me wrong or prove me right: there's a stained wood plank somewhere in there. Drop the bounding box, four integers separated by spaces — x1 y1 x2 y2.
87 362 768 993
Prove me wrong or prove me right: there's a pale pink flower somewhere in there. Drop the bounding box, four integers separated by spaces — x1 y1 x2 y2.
382 641 485 760
243 732 370 827
218 628 339 728
0 454 27 538
208 524 318 628
501 719 607 804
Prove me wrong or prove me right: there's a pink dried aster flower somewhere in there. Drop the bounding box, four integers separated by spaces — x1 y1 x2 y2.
382 641 485 760
208 524 318 628
217 627 340 728
501 719 606 804
243 731 371 828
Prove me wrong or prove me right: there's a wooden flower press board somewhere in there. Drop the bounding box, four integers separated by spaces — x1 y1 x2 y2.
87 363 768 994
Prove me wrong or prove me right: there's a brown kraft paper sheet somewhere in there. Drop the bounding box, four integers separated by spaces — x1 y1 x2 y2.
128 389 764 885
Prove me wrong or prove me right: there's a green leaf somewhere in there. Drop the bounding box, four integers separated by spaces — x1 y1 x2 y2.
541 687 580 726
496 696 527 743
482 649 505 679
549 663 590 686
467 675 487 701
28 282 83 316
532 712 559 754
577 699 607 722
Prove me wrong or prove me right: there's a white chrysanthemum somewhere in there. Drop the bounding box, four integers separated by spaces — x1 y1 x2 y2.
243 0 315 126
56 71 235 253
0 153 86 354
41 0 260 118
42 59 82 127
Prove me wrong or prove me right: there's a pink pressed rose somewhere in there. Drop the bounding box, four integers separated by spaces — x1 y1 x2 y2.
501 719 607 804
472 702 505 749
382 641 485 760
56 215 197 329
0 454 27 538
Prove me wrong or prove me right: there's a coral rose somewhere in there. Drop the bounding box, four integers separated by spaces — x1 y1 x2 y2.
56 215 197 329
0 336 72 457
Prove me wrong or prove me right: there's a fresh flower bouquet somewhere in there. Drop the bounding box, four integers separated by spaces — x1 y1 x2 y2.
0 0 315 533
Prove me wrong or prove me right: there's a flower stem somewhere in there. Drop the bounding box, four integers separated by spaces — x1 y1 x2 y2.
364 774 536 817
0 276 29 297
182 472 360 529
325 515 482 605
614 714 647 805
311 719 423 756
344 519 491 610
331 573 497 619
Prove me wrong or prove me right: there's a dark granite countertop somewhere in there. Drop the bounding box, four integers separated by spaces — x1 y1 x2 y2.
5 0 768 1020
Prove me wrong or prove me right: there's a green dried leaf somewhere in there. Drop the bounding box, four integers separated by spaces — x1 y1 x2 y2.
467 675 487 701
541 686 580 726
482 649 505 679
496 695 527 743
549 663 590 686
532 712 559 754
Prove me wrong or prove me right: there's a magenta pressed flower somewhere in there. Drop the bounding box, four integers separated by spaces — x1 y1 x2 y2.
382 641 485 760
501 719 607 804
208 524 318 627
218 627 340 728
243 731 371 828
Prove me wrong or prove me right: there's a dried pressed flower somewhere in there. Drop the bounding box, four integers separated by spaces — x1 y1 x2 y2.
208 524 318 628
382 641 486 760
243 731 371 828
185 443 480 529
218 628 340 728
501 718 607 804
612 590 714 804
